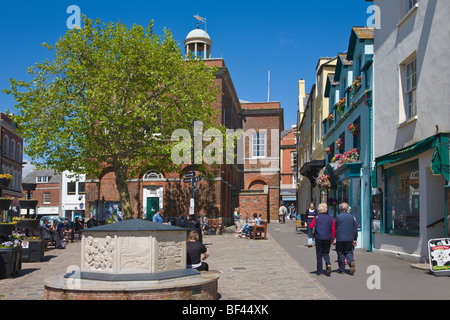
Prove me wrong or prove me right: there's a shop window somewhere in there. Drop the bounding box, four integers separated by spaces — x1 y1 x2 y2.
384 160 420 237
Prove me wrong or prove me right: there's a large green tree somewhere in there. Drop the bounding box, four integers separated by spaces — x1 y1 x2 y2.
4 17 220 219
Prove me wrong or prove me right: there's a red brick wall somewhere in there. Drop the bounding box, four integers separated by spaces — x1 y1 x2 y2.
30 183 60 208
238 102 282 222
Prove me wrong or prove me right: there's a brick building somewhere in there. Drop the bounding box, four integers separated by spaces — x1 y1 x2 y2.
280 125 297 208
22 169 61 216
84 21 284 225
84 23 242 225
0 113 24 213
238 102 283 222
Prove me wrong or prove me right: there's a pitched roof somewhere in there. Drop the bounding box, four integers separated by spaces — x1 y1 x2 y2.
23 169 62 184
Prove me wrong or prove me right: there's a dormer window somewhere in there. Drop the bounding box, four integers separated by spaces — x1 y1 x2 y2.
36 176 49 183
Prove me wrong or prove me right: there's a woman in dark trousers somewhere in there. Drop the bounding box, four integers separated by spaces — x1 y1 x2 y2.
186 230 209 271
309 203 335 276
305 202 318 247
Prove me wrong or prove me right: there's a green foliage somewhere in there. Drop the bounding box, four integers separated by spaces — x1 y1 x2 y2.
3 17 220 219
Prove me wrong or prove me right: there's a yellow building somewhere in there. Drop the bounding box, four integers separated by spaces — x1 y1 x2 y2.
296 57 337 213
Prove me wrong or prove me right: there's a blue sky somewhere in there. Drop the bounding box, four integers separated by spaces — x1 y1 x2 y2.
0 0 372 166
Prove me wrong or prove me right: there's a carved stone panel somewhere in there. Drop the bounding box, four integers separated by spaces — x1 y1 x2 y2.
84 235 115 272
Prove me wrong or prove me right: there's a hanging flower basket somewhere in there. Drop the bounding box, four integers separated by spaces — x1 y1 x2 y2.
316 168 332 189
327 114 334 124
350 76 362 94
325 146 334 155
0 198 13 210
19 200 39 210
347 123 360 136
336 138 345 150
0 176 12 188
21 183 37 191
336 98 346 117
0 223 16 236
16 218 40 230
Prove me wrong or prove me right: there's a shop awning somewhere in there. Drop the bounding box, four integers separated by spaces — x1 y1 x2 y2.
300 160 325 187
375 135 442 167
372 133 450 187
431 134 450 181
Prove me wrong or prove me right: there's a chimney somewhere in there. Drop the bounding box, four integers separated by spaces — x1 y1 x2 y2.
298 79 306 123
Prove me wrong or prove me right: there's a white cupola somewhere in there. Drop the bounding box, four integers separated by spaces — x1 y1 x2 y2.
184 15 212 59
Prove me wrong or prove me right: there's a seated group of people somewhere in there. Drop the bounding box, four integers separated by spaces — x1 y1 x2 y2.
41 217 84 249
235 212 262 239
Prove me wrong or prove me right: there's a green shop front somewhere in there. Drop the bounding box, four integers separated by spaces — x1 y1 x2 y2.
325 161 372 251
372 133 449 262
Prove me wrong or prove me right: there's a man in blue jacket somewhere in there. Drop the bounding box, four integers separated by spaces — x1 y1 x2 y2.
334 202 358 275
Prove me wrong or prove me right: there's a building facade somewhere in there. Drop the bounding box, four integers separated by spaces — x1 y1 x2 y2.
239 101 283 222
323 27 374 250
22 169 61 216
84 21 284 225
296 58 338 216
60 171 86 220
280 125 297 209
1 113 24 217
369 0 450 262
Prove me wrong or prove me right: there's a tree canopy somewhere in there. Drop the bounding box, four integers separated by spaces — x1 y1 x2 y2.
4 17 220 219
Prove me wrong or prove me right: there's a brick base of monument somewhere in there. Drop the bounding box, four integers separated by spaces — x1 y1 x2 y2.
44 273 219 300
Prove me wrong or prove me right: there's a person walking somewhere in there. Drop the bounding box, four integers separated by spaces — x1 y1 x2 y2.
279 203 287 224
334 202 358 275
233 207 241 237
305 202 318 247
309 203 335 276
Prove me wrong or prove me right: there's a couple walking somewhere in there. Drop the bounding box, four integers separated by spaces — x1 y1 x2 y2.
309 202 357 276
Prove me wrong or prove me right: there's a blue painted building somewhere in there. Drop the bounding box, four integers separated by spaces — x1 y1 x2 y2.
321 27 374 251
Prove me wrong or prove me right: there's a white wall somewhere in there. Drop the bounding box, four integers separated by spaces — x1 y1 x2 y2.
61 171 85 218
373 0 450 159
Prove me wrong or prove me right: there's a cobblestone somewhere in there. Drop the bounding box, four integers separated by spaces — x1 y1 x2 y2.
0 222 334 300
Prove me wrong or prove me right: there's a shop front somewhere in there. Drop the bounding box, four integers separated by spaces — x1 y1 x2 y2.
372 133 449 262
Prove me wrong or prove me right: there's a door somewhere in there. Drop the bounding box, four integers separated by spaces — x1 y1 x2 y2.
146 198 159 221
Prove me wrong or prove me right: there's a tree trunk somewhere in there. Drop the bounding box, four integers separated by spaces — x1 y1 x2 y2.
115 165 134 220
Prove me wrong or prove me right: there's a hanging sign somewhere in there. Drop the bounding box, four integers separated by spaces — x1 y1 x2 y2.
189 198 195 216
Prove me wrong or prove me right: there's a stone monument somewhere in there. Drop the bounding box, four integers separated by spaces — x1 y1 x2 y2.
44 219 218 300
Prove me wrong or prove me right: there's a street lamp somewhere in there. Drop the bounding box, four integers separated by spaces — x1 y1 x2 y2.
189 118 201 218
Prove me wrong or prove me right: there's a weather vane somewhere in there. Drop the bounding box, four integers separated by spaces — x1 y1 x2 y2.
193 13 207 30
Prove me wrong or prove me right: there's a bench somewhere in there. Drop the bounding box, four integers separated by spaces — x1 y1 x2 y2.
295 220 307 233
44 238 56 250
252 221 268 240
207 218 223 235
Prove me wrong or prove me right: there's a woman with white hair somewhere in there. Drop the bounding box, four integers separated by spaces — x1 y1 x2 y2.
309 203 335 276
